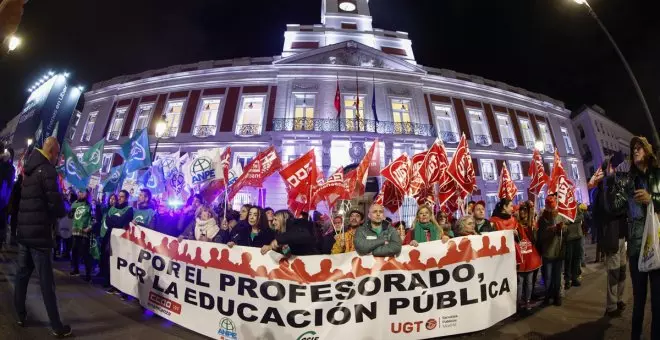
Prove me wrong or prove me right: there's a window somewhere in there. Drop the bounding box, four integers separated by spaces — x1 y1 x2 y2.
67 112 81 141
194 98 222 137
577 125 585 139
101 153 113 173
130 103 154 137
163 100 184 138
391 98 412 134
497 114 517 149
538 122 554 153
468 109 491 146
519 118 535 150
561 127 574 154
293 93 316 131
537 191 546 210
514 192 525 205
235 95 266 136
434 104 459 144
344 95 365 132
480 159 497 181
571 163 580 180
107 107 128 141
234 152 256 168
80 111 98 142
508 160 523 181
486 194 499 218
575 189 583 203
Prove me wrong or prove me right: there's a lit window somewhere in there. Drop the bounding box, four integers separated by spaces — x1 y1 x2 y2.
107 107 128 141
571 163 580 180
163 100 184 138
101 153 113 173
480 159 497 181
81 111 98 142
497 114 517 149
575 189 583 203
561 127 575 154
434 104 459 144
468 109 491 146
391 98 412 134
293 93 316 131
514 192 525 205
194 98 221 137
519 118 535 150
66 112 82 141
235 95 265 137
508 160 523 181
130 103 153 137
538 122 554 153
486 194 499 218
343 95 365 132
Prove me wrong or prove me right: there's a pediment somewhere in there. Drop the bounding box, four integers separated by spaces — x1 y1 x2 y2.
275 40 425 73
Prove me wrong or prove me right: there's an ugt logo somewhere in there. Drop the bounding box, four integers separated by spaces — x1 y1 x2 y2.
190 156 215 184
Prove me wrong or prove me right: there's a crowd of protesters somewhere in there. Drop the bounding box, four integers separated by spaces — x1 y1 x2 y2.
1 135 658 339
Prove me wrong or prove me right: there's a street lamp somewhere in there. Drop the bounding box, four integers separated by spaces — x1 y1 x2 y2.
7 35 21 52
153 116 167 161
26 138 33 147
573 0 660 151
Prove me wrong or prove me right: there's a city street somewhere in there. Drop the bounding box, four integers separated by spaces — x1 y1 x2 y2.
0 243 651 340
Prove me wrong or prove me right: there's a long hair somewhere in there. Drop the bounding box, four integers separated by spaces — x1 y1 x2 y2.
412 205 444 236
273 210 293 233
195 204 217 221
492 198 513 219
457 215 475 234
248 206 270 231
239 204 253 221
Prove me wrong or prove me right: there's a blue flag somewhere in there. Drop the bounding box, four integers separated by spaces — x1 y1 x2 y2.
120 128 152 173
102 163 125 193
62 141 90 190
140 165 166 195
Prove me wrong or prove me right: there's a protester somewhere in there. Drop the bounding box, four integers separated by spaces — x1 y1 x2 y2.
435 211 454 238
101 190 133 294
473 201 495 234
320 215 344 254
563 205 585 289
456 215 477 236
610 136 660 340
239 204 251 221
354 204 401 257
14 137 72 337
69 188 93 281
403 205 449 245
132 189 156 228
0 147 15 249
331 210 364 254
7 173 23 246
177 194 202 235
538 195 566 306
179 205 226 243
266 215 319 256
490 198 518 234
264 207 274 228
228 206 274 248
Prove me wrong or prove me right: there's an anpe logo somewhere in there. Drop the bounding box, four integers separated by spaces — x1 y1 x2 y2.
296 330 319 340
190 156 215 184
218 317 238 340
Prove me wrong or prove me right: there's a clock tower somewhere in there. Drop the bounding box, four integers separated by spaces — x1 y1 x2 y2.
322 0 373 31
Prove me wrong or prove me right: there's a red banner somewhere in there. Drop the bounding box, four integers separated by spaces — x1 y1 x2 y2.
380 154 411 195
279 150 318 216
313 167 347 209
446 134 476 195
229 146 282 201
408 151 427 197
528 149 549 196
350 140 377 198
420 141 449 185
377 180 403 213
497 162 518 200
548 150 577 222
368 141 381 177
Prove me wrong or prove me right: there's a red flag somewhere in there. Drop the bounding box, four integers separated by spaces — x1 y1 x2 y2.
334 78 341 118
548 150 578 221
420 141 449 185
313 166 347 209
497 161 518 200
528 149 549 196
367 142 381 176
350 140 377 197
220 147 231 184
380 154 411 195
228 146 282 201
279 150 318 215
376 180 403 213
445 133 476 195
408 151 427 197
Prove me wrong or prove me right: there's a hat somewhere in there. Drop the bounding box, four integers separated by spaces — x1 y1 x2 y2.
545 195 557 210
630 136 657 167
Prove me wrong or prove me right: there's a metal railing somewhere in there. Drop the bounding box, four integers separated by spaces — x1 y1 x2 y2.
160 127 179 139
474 134 491 146
482 172 496 181
271 118 436 137
510 172 523 181
439 131 460 144
236 124 263 137
524 140 535 150
566 145 575 154
502 138 517 149
193 125 217 137
545 144 554 153
107 131 120 141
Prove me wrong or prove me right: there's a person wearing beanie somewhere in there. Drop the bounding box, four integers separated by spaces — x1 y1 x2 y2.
610 136 660 339
537 195 567 306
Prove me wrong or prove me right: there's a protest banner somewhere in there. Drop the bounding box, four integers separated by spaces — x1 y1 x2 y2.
111 225 516 340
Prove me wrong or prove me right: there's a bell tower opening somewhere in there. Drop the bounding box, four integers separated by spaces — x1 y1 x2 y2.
322 0 373 31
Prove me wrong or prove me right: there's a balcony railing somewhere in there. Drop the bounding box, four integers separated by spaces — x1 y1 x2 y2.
545 144 554 153
107 131 120 141
160 127 179 139
271 118 436 137
502 138 517 149
511 172 523 181
474 134 491 146
439 131 460 144
236 124 263 137
482 172 496 181
566 145 575 154
82 132 92 142
524 140 535 150
193 125 217 138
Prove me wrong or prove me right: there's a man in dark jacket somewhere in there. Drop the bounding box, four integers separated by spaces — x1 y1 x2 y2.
13 137 72 337
0 147 15 249
101 189 133 293
354 204 401 257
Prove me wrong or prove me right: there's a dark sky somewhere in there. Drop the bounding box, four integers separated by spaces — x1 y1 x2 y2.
1 0 659 138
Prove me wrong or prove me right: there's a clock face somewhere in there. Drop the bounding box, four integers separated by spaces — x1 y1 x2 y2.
339 1 357 12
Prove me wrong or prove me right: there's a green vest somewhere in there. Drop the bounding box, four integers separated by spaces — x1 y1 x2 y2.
71 201 91 231
101 204 131 237
133 207 155 227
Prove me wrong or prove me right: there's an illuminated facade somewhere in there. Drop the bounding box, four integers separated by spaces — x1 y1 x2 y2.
68 0 587 214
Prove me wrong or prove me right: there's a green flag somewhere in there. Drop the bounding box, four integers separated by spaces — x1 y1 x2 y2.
81 139 105 175
62 141 90 190
89 236 100 261
102 163 125 193
120 128 152 173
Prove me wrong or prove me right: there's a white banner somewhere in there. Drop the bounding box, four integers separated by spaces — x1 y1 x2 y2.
111 225 516 340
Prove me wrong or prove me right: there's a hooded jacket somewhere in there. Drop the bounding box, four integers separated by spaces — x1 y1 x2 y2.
354 219 402 257
17 149 66 248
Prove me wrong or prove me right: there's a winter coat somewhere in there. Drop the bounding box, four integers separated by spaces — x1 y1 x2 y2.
475 218 496 234
354 219 402 257
16 150 66 248
275 218 319 256
229 221 275 248
537 212 566 260
564 210 585 241
594 176 628 254
179 220 228 244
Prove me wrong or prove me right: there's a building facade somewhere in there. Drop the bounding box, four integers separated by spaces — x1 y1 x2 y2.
67 0 588 214
572 105 634 179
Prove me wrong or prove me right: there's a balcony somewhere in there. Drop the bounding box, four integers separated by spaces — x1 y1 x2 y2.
524 140 535 150
271 118 436 137
160 127 179 139
502 138 517 149
473 134 491 146
193 125 217 138
107 131 120 142
439 131 460 144
236 124 263 137
482 172 496 181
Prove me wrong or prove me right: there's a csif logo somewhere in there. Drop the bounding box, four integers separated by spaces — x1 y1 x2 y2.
66 157 82 180
109 169 121 184
129 140 146 161
74 206 86 220
296 330 319 340
89 150 101 165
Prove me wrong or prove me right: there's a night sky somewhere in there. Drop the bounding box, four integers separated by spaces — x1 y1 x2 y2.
1 0 659 139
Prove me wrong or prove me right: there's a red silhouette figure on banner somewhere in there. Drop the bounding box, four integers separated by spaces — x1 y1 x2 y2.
498 236 511 255
290 259 312 283
269 259 300 282
236 253 257 278
310 259 343 282
477 236 498 258
379 256 405 272
405 250 426 271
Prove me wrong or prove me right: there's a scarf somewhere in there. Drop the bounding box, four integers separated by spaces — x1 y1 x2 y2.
194 217 220 241
413 221 440 243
